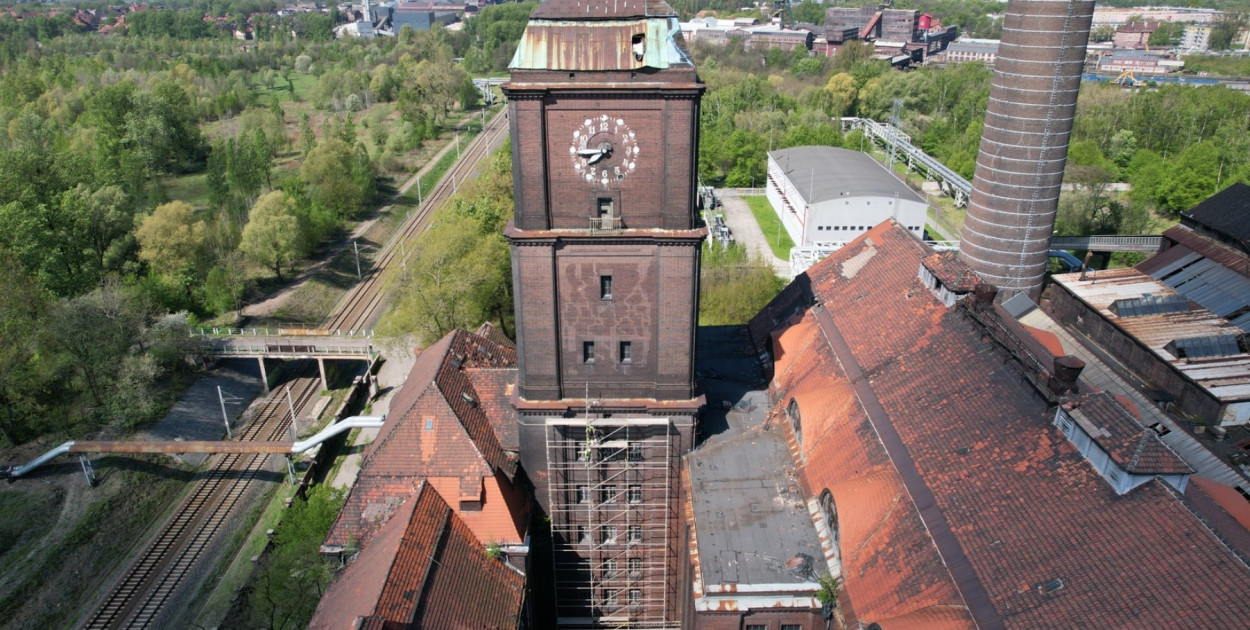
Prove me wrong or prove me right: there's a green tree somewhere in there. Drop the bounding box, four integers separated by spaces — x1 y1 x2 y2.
0 247 48 445
1162 141 1221 215
699 243 783 326
240 192 305 282
42 281 147 408
136 201 208 278
298 112 316 157
301 138 368 219
1210 12 1248 51
824 72 858 117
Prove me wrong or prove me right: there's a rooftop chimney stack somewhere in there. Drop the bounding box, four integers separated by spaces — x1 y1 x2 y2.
959 1 1095 300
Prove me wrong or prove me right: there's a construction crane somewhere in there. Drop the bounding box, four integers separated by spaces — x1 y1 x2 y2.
1112 69 1143 87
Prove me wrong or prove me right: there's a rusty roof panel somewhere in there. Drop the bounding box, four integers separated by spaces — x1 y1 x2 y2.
510 16 692 71
531 0 676 20
1052 269 1250 402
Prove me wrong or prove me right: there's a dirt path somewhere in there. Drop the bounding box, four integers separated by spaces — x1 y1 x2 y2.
716 189 792 278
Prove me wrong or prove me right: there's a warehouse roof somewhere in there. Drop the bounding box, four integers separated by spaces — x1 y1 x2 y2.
767 146 924 206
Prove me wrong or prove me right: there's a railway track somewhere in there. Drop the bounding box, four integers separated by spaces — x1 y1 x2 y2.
325 109 509 332
80 368 321 630
77 110 509 630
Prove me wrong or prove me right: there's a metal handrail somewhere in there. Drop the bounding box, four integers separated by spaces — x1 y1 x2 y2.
191 327 374 338
590 216 623 233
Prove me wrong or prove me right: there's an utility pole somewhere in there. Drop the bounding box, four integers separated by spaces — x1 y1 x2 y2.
353 240 362 280
218 386 232 439
285 386 299 440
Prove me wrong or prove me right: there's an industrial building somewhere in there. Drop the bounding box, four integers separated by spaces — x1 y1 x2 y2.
1047 183 1250 427
738 220 1250 629
765 146 927 250
942 39 999 66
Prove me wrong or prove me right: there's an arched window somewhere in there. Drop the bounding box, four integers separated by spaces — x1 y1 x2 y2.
787 398 802 448
820 489 839 554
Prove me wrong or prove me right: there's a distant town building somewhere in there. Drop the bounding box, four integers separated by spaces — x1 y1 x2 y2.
943 39 998 66
1098 50 1184 75
1113 21 1159 49
1093 7 1217 27
679 17 815 52
1183 24 1212 52
766 146 928 249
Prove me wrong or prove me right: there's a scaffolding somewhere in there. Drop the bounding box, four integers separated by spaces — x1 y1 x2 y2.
546 417 679 628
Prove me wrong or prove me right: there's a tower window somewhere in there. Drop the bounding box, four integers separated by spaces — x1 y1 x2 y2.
583 341 595 363
601 484 616 504
597 197 614 217
628 484 642 503
619 341 632 363
577 485 589 503
603 588 618 606
603 525 617 543
629 556 642 577
628 525 642 544
629 588 641 604
601 275 613 300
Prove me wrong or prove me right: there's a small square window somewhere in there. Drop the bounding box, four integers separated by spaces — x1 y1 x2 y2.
603 588 618 606
577 485 589 503
600 484 616 504
584 341 595 363
628 525 642 544
600 275 613 299
628 484 642 503
605 558 617 576
629 556 642 577
628 443 644 460
629 588 641 604
603 525 617 543
620 341 632 363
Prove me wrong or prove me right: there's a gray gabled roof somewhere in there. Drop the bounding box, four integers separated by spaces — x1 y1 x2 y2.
768 146 925 206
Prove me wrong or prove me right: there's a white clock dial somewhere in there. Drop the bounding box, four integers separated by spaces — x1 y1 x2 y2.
570 114 639 186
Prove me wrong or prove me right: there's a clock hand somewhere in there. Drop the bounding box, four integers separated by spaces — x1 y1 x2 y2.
576 148 603 157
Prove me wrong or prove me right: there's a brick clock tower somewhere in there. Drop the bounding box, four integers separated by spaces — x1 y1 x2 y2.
503 0 704 627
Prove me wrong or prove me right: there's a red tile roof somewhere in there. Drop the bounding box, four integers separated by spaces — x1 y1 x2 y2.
324 328 525 551
767 220 1250 628
310 482 525 629
1061 392 1192 475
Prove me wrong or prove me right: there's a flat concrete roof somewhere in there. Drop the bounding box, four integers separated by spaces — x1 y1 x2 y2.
689 390 822 588
768 146 925 206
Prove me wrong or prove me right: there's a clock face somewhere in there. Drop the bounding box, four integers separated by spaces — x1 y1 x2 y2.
569 114 640 187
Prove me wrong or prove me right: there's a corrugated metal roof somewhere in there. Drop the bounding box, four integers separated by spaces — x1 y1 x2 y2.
1149 253 1250 332
510 16 691 70
1053 268 1250 403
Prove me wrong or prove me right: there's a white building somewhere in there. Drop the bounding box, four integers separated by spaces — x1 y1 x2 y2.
766 146 928 249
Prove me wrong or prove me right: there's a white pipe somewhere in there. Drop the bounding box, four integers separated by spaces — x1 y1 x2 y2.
2 415 387 478
290 415 385 453
6 441 76 477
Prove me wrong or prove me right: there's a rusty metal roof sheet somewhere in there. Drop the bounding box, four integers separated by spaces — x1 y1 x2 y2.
1052 268 1250 402
531 0 676 20
510 15 691 71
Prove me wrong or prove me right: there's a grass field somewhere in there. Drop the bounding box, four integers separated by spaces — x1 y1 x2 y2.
743 195 794 260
